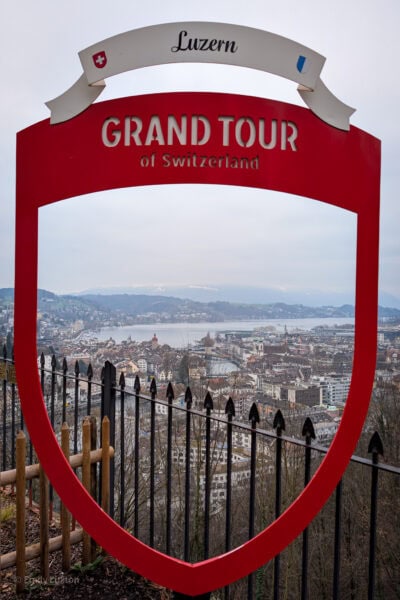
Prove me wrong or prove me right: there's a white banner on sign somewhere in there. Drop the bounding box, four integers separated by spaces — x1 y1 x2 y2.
46 22 354 130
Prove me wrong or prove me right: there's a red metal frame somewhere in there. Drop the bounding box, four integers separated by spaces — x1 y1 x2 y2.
14 92 380 596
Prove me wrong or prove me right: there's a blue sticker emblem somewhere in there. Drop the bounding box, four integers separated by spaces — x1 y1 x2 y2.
297 55 307 74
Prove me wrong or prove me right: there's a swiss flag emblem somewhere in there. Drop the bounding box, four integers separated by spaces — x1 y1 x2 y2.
92 51 107 69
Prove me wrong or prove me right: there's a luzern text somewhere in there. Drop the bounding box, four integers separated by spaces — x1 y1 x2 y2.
171 30 238 53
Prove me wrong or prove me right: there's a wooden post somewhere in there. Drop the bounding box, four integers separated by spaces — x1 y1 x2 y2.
61 422 71 571
39 464 49 580
16 431 26 593
89 415 98 562
82 418 91 565
101 416 110 515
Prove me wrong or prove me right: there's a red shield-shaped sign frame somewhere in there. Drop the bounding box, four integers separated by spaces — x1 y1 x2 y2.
14 92 380 596
92 50 107 68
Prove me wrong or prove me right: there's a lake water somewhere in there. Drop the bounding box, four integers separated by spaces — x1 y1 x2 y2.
91 317 354 349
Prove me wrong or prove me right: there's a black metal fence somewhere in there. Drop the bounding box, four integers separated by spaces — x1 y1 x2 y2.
1 346 400 599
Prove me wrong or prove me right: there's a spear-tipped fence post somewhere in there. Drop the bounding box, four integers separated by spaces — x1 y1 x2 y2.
40 352 45 392
11 345 16 469
89 414 98 562
332 477 343 600
203 391 214 560
73 360 80 456
367 431 384 600
166 381 174 555
14 346 24 432
48 354 57 520
2 344 7 471
101 361 116 518
100 365 105 417
87 362 93 415
62 358 68 423
40 352 47 416
248 402 260 599
50 354 56 429
301 416 316 600
99 366 105 507
134 374 141 537
149 377 157 547
39 462 49 581
61 422 71 571
119 371 126 527
82 417 91 566
224 397 235 600
225 397 235 552
184 386 193 561
273 409 285 600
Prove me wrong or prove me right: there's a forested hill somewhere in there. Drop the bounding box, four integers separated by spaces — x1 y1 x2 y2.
79 292 358 320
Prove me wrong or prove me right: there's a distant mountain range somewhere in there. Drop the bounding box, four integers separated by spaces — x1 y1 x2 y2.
78 293 357 320
75 284 400 310
1 288 400 322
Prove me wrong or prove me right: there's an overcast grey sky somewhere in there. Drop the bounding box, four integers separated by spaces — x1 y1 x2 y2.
1 1 399 303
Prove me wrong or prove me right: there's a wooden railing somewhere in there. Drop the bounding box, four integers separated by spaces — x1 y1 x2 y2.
0 416 114 594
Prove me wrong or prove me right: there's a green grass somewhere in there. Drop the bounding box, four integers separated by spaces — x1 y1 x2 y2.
71 555 104 574
0 504 15 522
